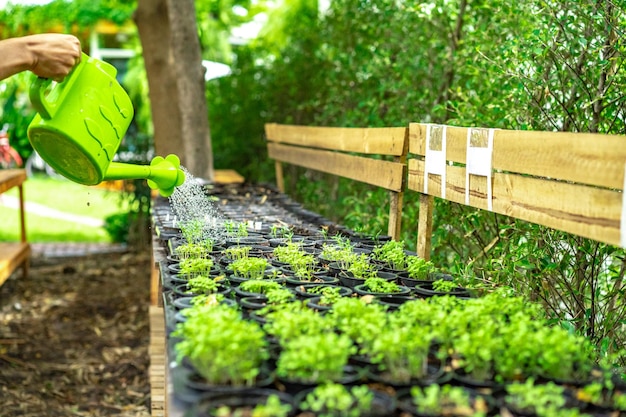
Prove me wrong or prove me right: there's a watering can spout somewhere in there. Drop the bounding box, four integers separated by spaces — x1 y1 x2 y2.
103 154 186 197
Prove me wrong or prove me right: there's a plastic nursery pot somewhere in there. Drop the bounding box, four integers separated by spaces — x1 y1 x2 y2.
239 296 269 312
233 282 294 301
269 236 316 248
400 272 455 288
228 273 286 286
451 369 504 390
374 294 417 310
294 385 396 417
189 388 297 417
305 296 333 312
278 265 327 279
285 274 339 287
168 272 227 287
167 263 221 276
294 283 352 298
398 276 431 288
172 298 237 318
225 236 269 247
395 385 495 417
277 365 365 396
367 359 452 389
353 284 412 297
412 281 473 299
338 270 397 289
183 364 275 392
173 365 277 405
171 282 231 299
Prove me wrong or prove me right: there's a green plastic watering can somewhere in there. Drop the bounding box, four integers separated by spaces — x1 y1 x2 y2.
27 53 185 197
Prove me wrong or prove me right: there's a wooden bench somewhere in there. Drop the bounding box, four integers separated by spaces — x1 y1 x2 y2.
265 122 625 255
265 123 408 240
407 123 626 259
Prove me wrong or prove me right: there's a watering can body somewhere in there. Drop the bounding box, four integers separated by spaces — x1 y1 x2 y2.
27 53 184 196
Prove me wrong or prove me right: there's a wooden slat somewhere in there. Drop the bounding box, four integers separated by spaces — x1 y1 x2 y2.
408 159 623 247
0 169 27 194
268 142 405 192
149 305 166 417
265 123 407 156
408 123 626 189
0 242 30 286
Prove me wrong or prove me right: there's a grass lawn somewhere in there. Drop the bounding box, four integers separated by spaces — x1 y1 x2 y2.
0 175 127 243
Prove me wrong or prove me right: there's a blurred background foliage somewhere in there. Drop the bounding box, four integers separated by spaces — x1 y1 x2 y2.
1 0 625 361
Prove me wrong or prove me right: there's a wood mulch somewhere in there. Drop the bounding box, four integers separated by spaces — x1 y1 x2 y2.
0 249 152 417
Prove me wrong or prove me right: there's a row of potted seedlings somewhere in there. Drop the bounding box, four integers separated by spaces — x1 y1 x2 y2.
157 216 626 417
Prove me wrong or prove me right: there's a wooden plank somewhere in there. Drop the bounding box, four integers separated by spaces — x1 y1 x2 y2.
268 142 405 192
0 169 26 194
408 123 626 189
265 123 407 156
408 159 623 247
0 242 30 286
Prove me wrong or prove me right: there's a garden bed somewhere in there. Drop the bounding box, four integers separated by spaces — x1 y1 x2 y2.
153 182 626 417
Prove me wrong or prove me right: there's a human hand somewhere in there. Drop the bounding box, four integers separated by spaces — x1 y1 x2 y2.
25 33 82 81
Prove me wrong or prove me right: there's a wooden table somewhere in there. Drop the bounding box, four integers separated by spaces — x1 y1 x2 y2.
0 169 30 286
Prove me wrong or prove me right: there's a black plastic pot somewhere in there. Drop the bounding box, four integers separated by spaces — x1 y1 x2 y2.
277 365 365 396
374 294 417 310
225 236 270 247
353 283 411 297
295 385 396 417
367 360 452 389
233 283 291 299
293 283 352 298
305 296 333 312
172 295 237 311
171 282 231 299
412 281 473 298
239 295 268 312
167 263 222 278
285 274 339 287
190 388 297 417
338 270 397 289
396 385 495 417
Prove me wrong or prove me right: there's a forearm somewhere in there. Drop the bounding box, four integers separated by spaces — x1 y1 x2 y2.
0 34 81 81
0 37 34 80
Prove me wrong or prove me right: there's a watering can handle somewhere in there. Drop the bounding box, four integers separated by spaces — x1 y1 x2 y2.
29 77 55 120
28 52 88 120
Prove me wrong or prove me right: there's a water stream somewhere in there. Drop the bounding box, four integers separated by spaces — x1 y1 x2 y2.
168 167 224 242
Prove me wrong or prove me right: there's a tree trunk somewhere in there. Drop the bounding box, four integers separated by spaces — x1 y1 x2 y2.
167 0 214 180
134 0 214 181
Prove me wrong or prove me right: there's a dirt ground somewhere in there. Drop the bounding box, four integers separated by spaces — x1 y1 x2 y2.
0 248 152 417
